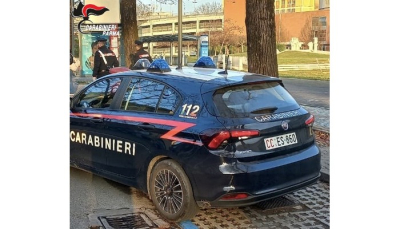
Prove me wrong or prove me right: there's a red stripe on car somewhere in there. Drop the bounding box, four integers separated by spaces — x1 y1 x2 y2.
70 113 203 146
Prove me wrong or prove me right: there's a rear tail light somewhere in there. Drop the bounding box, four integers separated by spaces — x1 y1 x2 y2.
220 193 249 200
305 114 314 127
200 130 259 150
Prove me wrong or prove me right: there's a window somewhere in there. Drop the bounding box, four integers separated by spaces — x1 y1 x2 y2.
157 86 180 114
320 17 327 26
121 78 180 114
153 24 172 32
312 17 319 27
312 17 327 27
76 78 122 109
199 20 222 29
213 82 299 118
288 0 295 8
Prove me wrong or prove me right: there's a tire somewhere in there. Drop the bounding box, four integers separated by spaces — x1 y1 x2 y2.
149 159 199 222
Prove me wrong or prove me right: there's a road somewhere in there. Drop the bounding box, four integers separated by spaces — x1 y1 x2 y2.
282 78 330 109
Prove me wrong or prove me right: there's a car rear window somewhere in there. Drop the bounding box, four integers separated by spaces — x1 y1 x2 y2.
213 82 299 118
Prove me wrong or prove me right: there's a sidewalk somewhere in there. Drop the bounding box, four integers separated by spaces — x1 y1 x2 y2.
302 105 330 183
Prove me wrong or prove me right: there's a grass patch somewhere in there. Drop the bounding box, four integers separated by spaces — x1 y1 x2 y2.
187 55 198 63
230 50 330 65
278 51 330 65
185 51 331 81
278 69 330 81
230 52 247 56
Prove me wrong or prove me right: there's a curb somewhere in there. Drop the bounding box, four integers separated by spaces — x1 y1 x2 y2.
313 126 330 134
320 172 330 183
313 125 329 184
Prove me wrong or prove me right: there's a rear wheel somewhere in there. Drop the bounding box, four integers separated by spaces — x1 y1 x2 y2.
149 159 199 222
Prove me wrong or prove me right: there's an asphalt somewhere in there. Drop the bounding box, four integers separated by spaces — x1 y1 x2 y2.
71 76 330 183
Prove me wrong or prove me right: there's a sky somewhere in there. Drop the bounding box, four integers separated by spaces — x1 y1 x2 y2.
139 0 222 14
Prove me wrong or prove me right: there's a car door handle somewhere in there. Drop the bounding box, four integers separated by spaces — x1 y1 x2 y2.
90 118 104 123
138 122 155 129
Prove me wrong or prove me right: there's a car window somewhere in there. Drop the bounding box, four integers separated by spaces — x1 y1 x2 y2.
75 78 122 109
157 86 180 114
213 82 299 118
121 78 181 114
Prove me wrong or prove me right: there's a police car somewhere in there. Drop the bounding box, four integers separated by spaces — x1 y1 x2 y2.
70 57 321 222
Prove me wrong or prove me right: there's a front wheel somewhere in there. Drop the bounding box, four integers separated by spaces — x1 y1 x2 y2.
149 159 199 222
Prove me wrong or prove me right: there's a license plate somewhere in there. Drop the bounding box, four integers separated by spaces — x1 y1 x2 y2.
264 132 297 150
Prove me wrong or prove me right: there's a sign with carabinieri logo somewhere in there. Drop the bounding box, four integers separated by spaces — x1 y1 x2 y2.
71 0 120 35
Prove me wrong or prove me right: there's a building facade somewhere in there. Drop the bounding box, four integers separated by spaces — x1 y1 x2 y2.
223 0 330 50
137 12 224 56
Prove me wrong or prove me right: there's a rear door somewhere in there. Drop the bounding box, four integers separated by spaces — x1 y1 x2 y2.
102 77 182 185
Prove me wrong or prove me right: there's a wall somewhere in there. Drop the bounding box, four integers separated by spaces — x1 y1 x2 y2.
223 0 330 49
223 0 246 35
276 10 330 47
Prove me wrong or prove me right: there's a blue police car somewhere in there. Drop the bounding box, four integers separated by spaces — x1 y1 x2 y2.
70 58 321 222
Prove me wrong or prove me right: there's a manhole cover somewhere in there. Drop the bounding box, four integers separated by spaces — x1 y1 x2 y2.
99 213 157 229
255 196 298 210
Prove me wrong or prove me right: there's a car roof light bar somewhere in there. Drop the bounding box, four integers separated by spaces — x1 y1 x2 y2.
147 59 171 73
194 56 217 68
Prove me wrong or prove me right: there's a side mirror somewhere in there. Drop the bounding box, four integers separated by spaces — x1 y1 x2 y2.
77 101 90 108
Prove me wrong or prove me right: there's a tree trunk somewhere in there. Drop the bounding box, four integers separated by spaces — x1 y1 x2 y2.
70 0 73 52
120 0 138 67
245 0 278 77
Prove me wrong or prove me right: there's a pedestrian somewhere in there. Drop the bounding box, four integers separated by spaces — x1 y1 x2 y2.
130 40 153 69
85 41 98 71
70 51 78 95
92 36 119 81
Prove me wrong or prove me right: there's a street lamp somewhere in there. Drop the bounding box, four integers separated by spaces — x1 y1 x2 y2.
177 0 182 69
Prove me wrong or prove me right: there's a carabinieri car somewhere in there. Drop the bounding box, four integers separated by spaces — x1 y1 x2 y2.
70 58 321 222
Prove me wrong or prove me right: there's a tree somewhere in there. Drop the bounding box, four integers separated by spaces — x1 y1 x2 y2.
213 19 241 55
194 2 222 14
235 31 247 53
137 0 153 18
300 16 314 44
245 0 278 77
120 0 139 67
70 0 73 51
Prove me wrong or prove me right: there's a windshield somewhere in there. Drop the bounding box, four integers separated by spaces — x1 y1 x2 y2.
213 82 299 118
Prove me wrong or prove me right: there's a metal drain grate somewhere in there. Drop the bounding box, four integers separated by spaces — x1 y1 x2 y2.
255 196 297 210
99 213 157 229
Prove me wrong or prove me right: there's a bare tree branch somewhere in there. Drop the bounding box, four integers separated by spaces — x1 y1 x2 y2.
300 16 314 43
194 2 222 14
137 0 153 17
155 0 177 4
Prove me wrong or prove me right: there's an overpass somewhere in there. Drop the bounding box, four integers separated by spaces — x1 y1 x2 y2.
138 12 224 56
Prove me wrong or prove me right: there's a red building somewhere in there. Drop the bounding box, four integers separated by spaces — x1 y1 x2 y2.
223 0 330 51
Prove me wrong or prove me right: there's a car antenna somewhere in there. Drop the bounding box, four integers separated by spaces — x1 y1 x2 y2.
218 55 229 75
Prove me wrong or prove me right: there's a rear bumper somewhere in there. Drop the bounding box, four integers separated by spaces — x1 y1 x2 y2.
192 144 321 207
206 172 320 207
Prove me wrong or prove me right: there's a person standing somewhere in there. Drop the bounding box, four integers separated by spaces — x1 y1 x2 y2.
70 51 78 95
92 36 119 81
130 40 153 69
85 42 98 71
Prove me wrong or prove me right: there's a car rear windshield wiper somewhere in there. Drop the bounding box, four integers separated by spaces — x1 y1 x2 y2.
250 106 278 114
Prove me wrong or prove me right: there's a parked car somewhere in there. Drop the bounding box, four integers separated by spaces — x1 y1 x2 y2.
70 58 321 222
